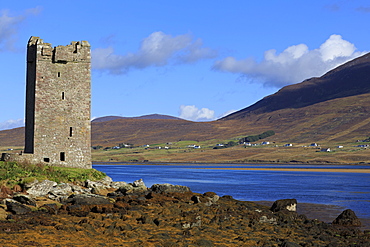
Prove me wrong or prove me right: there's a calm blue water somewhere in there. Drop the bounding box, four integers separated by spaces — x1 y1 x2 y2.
93 163 370 219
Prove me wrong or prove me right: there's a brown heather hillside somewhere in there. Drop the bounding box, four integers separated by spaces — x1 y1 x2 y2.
92 113 182 123
3 91 368 148
0 127 24 147
223 52 370 118
1 53 370 159
90 52 370 147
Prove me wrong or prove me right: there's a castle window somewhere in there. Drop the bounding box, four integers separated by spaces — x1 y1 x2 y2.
57 72 61 77
60 152 65 161
43 158 50 163
69 127 73 137
62 92 65 100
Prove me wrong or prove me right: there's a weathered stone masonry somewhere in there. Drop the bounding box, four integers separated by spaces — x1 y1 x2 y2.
2 37 92 169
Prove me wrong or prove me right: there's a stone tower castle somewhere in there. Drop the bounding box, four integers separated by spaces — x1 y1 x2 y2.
1 37 92 169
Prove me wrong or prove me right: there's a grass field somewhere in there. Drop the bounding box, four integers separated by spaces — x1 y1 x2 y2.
2 139 369 165
90 139 370 164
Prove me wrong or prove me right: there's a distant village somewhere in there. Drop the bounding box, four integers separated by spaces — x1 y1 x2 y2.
92 137 369 153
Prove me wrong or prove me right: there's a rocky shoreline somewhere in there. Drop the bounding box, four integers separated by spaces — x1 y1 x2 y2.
1 176 369 246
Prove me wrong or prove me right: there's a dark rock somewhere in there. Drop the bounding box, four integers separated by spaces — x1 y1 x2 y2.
150 183 191 193
332 209 362 227
191 195 202 204
270 199 297 212
107 190 124 198
275 210 299 224
5 199 32 214
12 194 36 206
65 194 112 205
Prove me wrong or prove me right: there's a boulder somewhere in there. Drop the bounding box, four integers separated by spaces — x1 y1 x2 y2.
110 181 130 189
70 184 91 194
270 199 297 212
85 176 114 194
259 215 277 224
116 183 135 194
65 194 112 205
5 199 32 214
98 176 113 186
26 180 57 197
23 179 40 189
12 194 36 206
85 179 108 190
115 179 147 195
191 195 202 204
203 192 219 206
332 209 362 227
48 183 73 201
131 179 146 189
150 183 191 193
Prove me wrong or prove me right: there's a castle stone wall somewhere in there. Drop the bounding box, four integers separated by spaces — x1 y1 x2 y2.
22 37 92 168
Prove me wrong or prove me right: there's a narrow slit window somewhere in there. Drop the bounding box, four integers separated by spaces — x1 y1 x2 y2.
60 152 65 161
62 92 65 100
57 72 61 77
69 127 73 137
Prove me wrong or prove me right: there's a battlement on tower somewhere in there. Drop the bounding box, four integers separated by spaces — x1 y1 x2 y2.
27 36 91 64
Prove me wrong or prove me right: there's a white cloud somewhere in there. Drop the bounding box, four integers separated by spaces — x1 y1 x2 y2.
0 118 24 131
0 8 41 51
213 34 367 87
92 31 217 74
179 105 215 121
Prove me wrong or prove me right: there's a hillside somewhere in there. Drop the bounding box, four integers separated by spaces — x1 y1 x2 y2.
91 52 370 146
92 114 182 123
223 52 370 119
1 53 370 154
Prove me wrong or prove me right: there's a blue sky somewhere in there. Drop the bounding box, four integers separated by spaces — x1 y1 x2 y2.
1 1 370 130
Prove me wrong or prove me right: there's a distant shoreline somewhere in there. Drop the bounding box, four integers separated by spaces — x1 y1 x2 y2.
93 162 370 173
194 167 370 173
93 161 369 166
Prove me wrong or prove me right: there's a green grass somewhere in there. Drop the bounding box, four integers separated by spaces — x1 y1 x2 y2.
0 161 106 187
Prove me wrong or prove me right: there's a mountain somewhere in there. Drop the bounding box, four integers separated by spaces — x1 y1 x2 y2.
222 52 370 119
1 53 370 148
92 114 182 123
